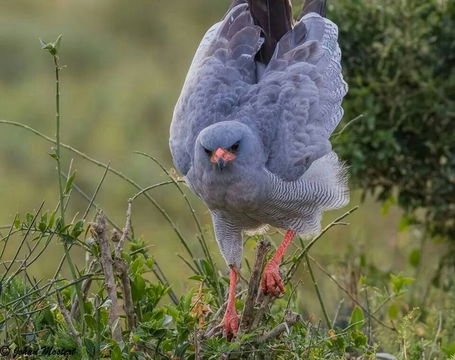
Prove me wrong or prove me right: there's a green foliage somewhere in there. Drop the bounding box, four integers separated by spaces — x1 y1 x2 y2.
331 0 455 240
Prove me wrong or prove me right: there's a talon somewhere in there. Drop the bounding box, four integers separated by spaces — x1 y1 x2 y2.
222 308 239 341
261 262 285 297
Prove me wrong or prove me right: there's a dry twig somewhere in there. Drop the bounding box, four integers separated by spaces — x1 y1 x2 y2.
70 259 98 318
115 258 136 330
115 199 132 259
309 255 396 332
257 310 301 343
56 291 82 347
93 213 122 342
240 239 271 332
113 200 137 331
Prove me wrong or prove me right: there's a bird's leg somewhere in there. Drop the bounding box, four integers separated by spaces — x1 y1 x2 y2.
222 265 240 340
261 229 296 296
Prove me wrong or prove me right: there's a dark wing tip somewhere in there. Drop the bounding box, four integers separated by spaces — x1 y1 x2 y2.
300 0 327 18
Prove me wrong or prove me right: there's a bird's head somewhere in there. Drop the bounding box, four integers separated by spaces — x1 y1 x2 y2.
195 121 265 172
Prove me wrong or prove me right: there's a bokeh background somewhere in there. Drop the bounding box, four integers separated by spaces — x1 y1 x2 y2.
0 0 453 320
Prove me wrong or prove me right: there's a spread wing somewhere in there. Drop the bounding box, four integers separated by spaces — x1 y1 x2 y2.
237 12 347 181
169 4 263 175
170 1 347 181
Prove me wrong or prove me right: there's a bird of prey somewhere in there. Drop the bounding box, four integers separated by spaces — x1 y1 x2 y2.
169 0 349 338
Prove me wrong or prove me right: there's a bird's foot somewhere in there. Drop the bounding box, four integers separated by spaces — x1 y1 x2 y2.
261 261 285 297
222 306 239 341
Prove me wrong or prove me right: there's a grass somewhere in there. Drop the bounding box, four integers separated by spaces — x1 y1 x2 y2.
0 34 454 360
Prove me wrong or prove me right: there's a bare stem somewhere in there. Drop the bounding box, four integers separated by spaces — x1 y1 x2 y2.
52 54 85 324
285 206 359 283
53 55 64 222
113 200 136 331
94 213 122 342
115 199 132 259
309 255 396 332
257 311 301 343
115 258 136 331
240 239 271 332
305 254 331 329
56 291 82 347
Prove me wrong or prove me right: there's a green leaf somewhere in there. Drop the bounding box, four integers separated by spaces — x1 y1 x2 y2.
388 303 399 319
83 338 96 358
131 256 145 275
39 38 48 48
25 213 34 225
399 215 413 232
54 34 63 51
83 314 97 330
146 257 154 269
64 171 77 195
442 341 455 356
38 220 47 232
110 342 122 360
132 275 146 301
71 220 85 238
349 305 365 330
189 275 204 281
409 248 421 268
390 273 415 294
48 213 56 229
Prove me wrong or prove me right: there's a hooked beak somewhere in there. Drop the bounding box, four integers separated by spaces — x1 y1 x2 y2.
210 147 236 169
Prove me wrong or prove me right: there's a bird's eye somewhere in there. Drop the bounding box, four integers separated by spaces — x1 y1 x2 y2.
203 147 212 156
230 142 240 152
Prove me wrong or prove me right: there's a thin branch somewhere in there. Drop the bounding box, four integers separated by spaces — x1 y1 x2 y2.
56 291 82 347
331 113 365 140
114 258 136 331
0 120 194 267
305 254 331 329
240 239 271 332
0 202 45 284
82 163 110 220
70 259 98 318
66 175 179 305
257 311 301 343
285 206 359 282
308 255 396 332
251 295 273 330
93 213 122 342
115 199 132 259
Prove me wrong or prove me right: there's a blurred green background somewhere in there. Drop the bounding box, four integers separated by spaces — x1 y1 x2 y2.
0 0 452 319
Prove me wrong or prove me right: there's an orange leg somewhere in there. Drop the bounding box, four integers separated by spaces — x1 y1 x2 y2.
261 230 296 296
222 266 240 340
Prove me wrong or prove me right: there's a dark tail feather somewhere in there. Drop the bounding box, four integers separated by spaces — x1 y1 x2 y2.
247 0 293 64
299 0 327 18
226 0 325 63
228 0 248 11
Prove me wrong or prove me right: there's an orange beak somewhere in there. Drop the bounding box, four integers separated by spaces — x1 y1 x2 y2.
210 148 236 168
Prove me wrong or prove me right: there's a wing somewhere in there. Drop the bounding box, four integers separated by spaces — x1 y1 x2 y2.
169 4 263 175
238 12 347 181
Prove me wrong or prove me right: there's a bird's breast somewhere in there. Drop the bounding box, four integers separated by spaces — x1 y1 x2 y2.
187 167 268 213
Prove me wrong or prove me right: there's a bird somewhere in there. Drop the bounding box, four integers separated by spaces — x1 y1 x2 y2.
169 0 349 339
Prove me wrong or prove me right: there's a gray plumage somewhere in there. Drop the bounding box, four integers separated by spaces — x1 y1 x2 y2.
170 1 349 268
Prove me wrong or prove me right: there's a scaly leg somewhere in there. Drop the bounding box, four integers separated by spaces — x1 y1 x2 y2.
222 266 240 340
261 229 296 296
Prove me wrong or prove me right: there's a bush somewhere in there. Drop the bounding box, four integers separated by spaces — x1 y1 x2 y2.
331 0 455 240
